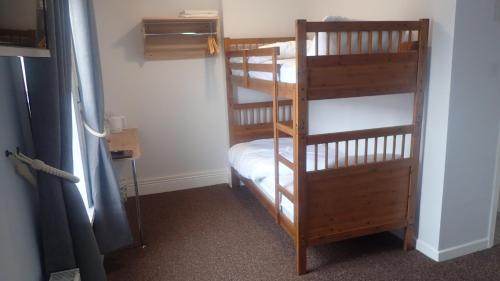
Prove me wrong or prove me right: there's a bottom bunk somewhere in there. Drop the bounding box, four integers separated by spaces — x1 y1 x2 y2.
228 135 412 247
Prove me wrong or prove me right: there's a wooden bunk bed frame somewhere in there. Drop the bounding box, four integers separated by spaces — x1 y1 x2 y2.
224 19 429 275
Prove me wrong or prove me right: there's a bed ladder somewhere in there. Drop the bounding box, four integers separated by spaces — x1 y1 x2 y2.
271 49 296 226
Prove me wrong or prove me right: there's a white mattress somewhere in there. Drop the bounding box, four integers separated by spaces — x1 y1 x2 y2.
228 138 400 222
228 39 315 84
230 58 297 84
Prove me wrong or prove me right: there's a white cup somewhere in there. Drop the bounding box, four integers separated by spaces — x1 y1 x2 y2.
108 115 127 133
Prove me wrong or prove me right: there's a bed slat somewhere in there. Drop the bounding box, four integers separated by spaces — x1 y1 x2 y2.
306 21 421 32
305 126 413 171
278 154 294 170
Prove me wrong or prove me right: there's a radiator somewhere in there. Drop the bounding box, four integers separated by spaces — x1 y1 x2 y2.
49 269 81 281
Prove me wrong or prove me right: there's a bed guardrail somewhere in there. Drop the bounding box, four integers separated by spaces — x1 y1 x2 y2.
231 100 293 144
225 42 296 98
304 21 421 100
224 37 294 51
305 125 413 172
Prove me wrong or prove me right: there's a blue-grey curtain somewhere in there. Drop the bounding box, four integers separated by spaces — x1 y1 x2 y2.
69 0 133 253
24 0 107 280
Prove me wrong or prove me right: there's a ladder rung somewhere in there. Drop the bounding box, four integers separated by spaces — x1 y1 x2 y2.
277 154 294 169
276 122 294 136
277 184 294 202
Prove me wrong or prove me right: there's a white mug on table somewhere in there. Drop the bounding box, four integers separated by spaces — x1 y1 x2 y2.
108 115 127 133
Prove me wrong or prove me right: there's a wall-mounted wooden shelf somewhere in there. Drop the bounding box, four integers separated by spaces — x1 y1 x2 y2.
143 18 219 60
0 28 50 57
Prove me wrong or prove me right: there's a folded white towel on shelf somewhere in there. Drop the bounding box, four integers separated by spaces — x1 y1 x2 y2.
179 10 218 18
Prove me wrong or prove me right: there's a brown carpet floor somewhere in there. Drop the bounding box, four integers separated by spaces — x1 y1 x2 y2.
105 184 500 281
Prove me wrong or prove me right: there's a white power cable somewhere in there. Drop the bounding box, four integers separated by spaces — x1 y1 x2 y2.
83 120 106 138
75 97 106 138
8 150 80 183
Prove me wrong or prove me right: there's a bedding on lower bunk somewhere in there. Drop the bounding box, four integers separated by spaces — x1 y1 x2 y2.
228 137 405 222
228 138 296 221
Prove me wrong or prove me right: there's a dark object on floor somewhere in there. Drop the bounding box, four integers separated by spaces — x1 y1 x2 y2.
110 150 133 159
105 185 500 281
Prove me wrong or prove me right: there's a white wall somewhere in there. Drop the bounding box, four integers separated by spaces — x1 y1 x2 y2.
223 0 303 37
301 0 427 21
309 95 413 134
439 0 500 252
0 58 42 281
415 0 457 258
93 0 230 194
223 0 427 36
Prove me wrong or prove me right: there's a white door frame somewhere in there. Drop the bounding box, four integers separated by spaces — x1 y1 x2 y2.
487 122 500 247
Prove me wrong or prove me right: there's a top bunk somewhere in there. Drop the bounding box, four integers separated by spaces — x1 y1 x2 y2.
224 19 429 101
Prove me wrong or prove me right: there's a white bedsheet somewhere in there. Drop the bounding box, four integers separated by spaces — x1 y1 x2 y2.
228 138 312 222
228 39 317 84
229 138 325 222
228 138 333 184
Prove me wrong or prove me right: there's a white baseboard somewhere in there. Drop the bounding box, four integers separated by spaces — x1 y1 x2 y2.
416 237 490 262
122 168 230 197
416 239 440 261
438 238 489 261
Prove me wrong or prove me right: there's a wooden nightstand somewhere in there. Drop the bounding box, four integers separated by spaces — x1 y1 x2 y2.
107 128 145 248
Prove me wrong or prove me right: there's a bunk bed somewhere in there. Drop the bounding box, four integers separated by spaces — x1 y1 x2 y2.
224 19 429 275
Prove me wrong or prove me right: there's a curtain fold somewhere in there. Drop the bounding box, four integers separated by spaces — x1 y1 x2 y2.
69 0 133 253
23 0 126 280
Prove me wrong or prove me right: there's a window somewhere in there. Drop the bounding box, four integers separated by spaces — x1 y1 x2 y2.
18 53 93 222
70 48 94 222
18 57 31 117
72 94 93 221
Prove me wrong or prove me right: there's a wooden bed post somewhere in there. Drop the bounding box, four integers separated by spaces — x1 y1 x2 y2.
405 19 429 250
224 38 240 188
272 46 281 224
295 19 308 275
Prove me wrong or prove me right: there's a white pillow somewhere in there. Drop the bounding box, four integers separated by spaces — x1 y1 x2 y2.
317 16 352 55
259 40 296 59
322 15 351 22
259 39 316 58
312 16 408 55
303 40 317 56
